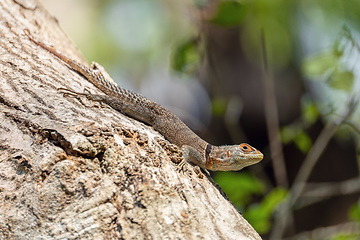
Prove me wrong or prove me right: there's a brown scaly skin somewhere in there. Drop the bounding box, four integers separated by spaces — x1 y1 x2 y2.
24 29 263 171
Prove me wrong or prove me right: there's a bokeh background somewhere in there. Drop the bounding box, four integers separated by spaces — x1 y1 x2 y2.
39 0 360 239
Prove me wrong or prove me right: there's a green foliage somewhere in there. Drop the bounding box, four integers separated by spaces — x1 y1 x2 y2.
243 188 287 234
211 1 247 27
302 27 356 92
302 51 354 92
171 39 200 75
211 97 228 117
293 131 312 153
280 97 321 153
302 51 340 76
213 172 265 207
330 233 360 240
301 97 319 124
328 70 354 92
280 125 312 153
214 173 287 234
349 201 360 222
214 172 287 234
281 125 302 144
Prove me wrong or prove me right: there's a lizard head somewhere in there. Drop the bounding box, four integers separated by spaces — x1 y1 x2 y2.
207 143 263 171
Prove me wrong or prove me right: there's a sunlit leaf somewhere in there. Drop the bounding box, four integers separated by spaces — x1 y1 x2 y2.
211 1 247 27
280 124 312 153
280 125 301 144
171 39 200 74
244 188 287 234
302 52 339 76
301 98 319 124
349 202 360 222
328 70 354 92
214 172 265 207
294 131 312 153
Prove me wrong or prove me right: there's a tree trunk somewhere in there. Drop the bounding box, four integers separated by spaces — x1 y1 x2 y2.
0 1 261 239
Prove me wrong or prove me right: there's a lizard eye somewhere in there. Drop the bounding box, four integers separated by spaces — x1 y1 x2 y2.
226 150 231 158
239 143 252 152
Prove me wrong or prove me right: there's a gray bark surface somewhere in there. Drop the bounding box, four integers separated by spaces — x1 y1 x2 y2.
0 1 262 239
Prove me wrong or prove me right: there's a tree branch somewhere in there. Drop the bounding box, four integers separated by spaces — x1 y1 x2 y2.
260 30 288 188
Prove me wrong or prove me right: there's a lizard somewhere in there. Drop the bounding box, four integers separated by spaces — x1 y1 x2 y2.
24 29 263 171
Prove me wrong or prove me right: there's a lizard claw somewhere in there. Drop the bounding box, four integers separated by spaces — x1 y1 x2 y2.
57 87 95 107
57 87 84 97
176 158 188 172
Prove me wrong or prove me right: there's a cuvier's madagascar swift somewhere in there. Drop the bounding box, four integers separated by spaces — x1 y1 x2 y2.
24 29 263 171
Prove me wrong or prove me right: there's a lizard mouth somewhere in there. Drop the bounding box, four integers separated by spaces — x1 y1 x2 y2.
253 153 264 161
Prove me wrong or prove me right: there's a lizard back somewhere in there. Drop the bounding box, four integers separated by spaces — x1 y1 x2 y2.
25 30 208 155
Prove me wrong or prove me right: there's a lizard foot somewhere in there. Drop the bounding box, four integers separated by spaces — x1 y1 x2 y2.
176 158 188 173
58 87 98 108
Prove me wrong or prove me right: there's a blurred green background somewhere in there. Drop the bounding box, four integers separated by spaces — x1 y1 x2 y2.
40 0 360 239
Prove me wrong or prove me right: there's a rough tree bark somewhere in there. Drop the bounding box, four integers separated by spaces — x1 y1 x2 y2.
0 1 262 239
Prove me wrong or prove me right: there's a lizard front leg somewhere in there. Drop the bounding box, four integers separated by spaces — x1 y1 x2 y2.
180 145 207 170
